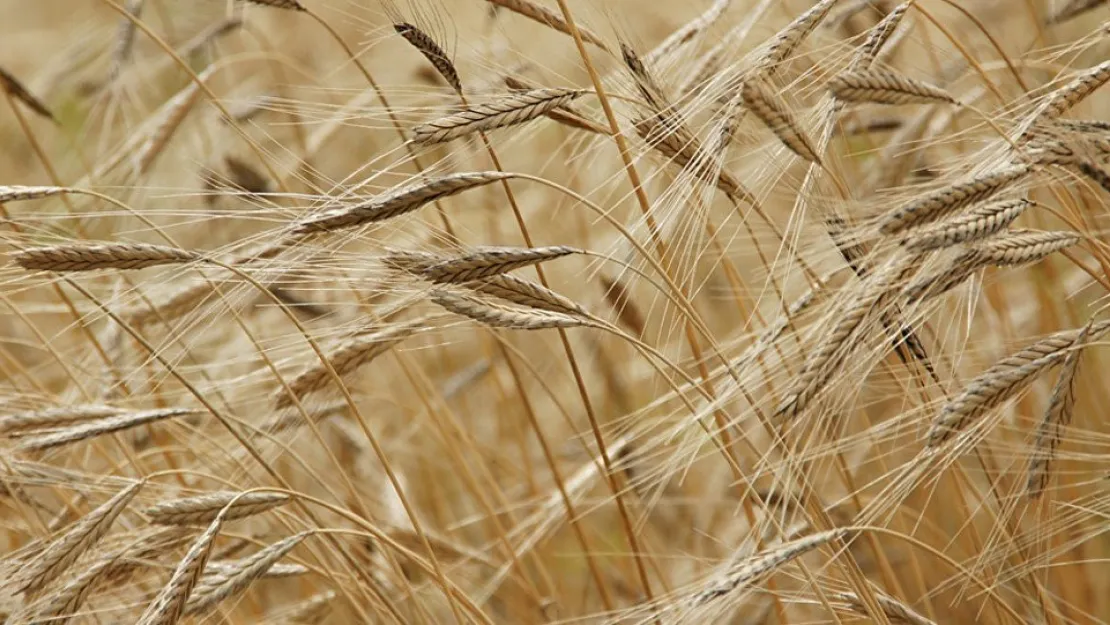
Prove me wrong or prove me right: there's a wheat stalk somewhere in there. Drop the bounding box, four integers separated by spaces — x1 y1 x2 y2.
275 319 425 409
0 405 124 435
12 243 200 272
901 199 1030 252
19 408 199 451
829 69 956 105
878 163 1034 234
395 23 463 94
411 88 585 144
741 78 822 164
136 514 224 625
421 245 581 282
0 66 55 122
184 532 309 616
13 480 144 596
464 274 588 316
483 0 609 50
692 528 849 606
432 288 593 330
928 321 1110 446
145 491 290 525
292 171 512 234
1027 320 1095 498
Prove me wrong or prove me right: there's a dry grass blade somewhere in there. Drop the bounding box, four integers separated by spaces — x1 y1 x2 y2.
432 288 592 330
1027 320 1095 497
1049 0 1107 23
600 274 646 336
292 171 512 234
0 405 123 435
185 532 309 616
411 88 585 144
395 23 463 94
0 66 55 122
19 408 199 452
901 199 1030 252
851 2 911 70
145 491 290 526
830 69 956 105
484 0 609 50
275 319 425 409
755 0 839 73
13 480 144 596
878 163 1034 234
741 78 822 164
136 514 224 625
645 0 732 65
928 321 1110 446
241 0 305 10
834 591 936 625
465 274 588 316
12 243 201 272
421 245 581 282
693 529 849 605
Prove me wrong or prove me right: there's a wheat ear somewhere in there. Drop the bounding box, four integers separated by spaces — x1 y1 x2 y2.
1050 0 1107 23
292 171 512 234
19 408 199 451
241 0 305 9
504 75 609 134
1027 320 1095 497
136 513 224 625
833 591 936 625
411 88 585 144
275 319 425 409
20 547 124 625
185 532 309 616
0 66 55 122
12 243 201 272
645 0 732 65
13 480 144 595
850 2 911 70
145 491 290 526
901 199 1030 252
741 78 822 164
464 274 588 316
599 274 646 336
1029 60 1110 127
432 288 593 330
0 185 72 202
395 23 463 94
421 245 581 282
693 529 849 606
754 0 840 73
830 69 956 105
0 405 124 435
633 113 753 202
928 321 1110 446
878 163 1034 234
278 591 337 623
483 0 609 50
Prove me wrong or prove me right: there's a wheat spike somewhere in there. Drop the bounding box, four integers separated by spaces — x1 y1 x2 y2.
621 43 669 112
421 245 580 282
223 155 271 197
599 275 646 336
432 289 592 330
0 185 72 202
974 229 1079 266
411 88 584 144
395 23 463 94
19 408 199 451
107 0 143 82
203 559 307 580
136 514 224 625
185 533 309 616
834 591 936 625
12 242 200 272
278 591 336 623
181 17 243 60
1050 0 1107 23
292 171 511 234
20 547 123 625
1025 60 1110 132
275 319 424 408
241 0 305 9
741 78 822 164
1077 160 1110 194
464 274 588 316
633 114 753 202
483 0 609 50
878 163 1034 234
504 75 609 134
0 405 124 435
145 491 290 526
1027 320 1095 497
850 2 911 70
830 69 956 105
645 0 732 65
754 0 839 73
693 529 849 605
928 321 1110 446
0 66 55 122
13 480 144 596
901 199 1030 252
135 68 210 174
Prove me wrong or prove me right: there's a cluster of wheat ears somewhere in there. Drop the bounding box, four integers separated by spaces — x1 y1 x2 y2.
0 0 1108 622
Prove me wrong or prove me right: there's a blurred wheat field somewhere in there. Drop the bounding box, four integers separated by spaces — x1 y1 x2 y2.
0 0 1108 623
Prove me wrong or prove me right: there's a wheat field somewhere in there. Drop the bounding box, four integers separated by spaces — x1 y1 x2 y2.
0 0 1108 623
